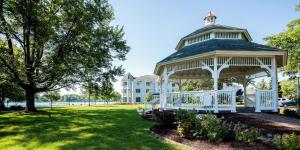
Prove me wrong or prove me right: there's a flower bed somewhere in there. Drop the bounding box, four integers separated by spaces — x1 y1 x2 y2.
148 109 300 150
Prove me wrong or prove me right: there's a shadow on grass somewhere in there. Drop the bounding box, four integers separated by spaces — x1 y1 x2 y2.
0 105 177 150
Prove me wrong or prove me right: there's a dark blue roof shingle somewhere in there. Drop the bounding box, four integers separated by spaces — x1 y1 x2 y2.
159 39 282 63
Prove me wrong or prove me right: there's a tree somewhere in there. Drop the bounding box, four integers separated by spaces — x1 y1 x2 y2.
182 79 213 91
44 91 61 110
0 80 25 110
0 0 129 111
144 91 153 102
265 3 300 74
280 79 297 100
257 79 269 90
110 91 122 102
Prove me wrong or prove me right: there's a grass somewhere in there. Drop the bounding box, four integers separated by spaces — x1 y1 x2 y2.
0 104 179 150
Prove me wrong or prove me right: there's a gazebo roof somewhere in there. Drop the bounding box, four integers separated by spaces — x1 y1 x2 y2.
175 24 252 50
159 39 283 63
183 24 245 39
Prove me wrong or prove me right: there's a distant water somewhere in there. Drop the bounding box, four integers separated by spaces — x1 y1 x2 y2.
6 101 115 107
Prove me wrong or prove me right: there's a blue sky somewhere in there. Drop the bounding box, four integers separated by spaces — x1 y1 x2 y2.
108 0 299 92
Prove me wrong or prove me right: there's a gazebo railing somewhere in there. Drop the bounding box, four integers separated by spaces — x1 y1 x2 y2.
217 90 236 111
166 90 236 112
256 90 274 112
166 91 213 109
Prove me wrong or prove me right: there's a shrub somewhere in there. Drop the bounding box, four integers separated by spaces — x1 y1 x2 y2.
9 105 25 111
200 114 229 142
175 109 197 138
275 133 300 150
283 109 300 118
153 109 176 128
234 122 260 142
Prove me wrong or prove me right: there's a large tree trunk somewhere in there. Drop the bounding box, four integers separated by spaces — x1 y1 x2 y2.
25 89 37 112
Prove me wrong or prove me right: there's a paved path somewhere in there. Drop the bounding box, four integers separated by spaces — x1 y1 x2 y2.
239 113 300 131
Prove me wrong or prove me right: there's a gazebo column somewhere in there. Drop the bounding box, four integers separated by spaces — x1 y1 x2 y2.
271 57 278 112
213 56 219 113
161 67 169 109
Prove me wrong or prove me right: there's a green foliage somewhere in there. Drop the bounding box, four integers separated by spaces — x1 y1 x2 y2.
200 114 229 142
153 109 176 128
175 109 197 137
234 123 260 142
182 79 213 91
110 91 122 102
44 91 61 102
0 0 129 111
265 3 300 74
281 79 297 99
257 79 269 90
144 91 153 102
0 80 25 102
275 133 300 150
283 108 300 118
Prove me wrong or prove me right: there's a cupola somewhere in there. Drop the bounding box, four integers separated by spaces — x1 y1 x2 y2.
204 11 217 26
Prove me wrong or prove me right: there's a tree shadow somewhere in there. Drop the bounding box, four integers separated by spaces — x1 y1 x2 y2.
0 106 177 150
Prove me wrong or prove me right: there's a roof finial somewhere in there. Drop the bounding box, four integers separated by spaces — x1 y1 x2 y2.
204 11 217 26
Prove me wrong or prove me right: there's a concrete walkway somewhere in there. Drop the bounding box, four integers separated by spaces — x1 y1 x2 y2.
239 113 300 131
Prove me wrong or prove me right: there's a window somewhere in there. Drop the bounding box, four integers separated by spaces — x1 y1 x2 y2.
146 89 150 93
122 89 127 93
122 82 127 86
172 83 176 87
135 89 140 93
123 97 127 102
136 97 141 102
146 82 151 86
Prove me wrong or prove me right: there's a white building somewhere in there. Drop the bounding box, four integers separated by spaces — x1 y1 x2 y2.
121 73 175 103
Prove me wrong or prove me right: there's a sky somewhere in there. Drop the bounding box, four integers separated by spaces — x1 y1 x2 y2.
61 0 299 94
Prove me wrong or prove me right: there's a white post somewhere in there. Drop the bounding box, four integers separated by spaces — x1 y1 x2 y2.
161 67 169 109
271 57 278 112
213 57 219 113
255 90 261 112
231 90 237 112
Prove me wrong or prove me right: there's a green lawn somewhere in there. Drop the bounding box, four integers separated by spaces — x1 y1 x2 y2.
0 105 179 150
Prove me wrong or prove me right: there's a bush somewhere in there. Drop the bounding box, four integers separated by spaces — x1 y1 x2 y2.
234 122 260 142
283 109 300 118
175 109 197 138
9 105 25 111
199 114 229 142
275 133 300 150
153 109 176 128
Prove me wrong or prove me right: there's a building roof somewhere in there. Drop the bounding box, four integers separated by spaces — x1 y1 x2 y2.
121 73 135 81
122 73 159 82
159 39 283 63
135 75 159 82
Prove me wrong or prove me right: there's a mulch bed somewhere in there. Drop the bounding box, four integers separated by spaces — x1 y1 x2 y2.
150 124 277 150
223 113 300 135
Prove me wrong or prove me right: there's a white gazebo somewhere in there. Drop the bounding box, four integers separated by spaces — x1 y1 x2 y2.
154 12 287 113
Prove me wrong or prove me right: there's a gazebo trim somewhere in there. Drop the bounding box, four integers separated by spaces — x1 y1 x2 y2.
154 50 287 75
